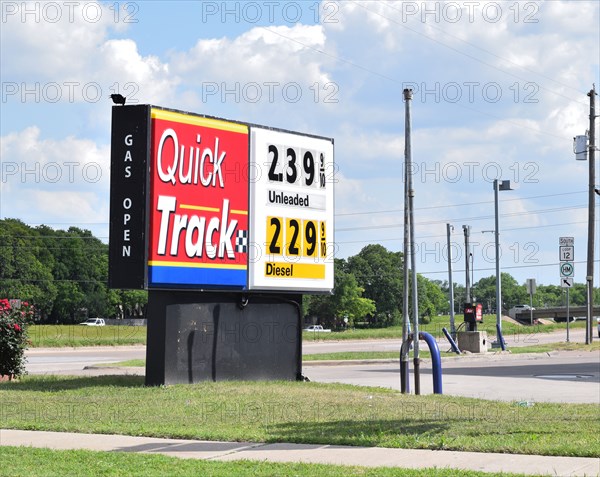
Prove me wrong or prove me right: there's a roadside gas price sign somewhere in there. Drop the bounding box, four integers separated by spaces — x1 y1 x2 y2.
109 105 335 293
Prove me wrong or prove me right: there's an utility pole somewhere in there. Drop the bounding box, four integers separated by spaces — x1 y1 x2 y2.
401 90 411 393
403 88 420 395
586 85 597 344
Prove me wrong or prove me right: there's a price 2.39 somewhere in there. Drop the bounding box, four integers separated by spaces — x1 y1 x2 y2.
267 216 327 258
267 144 327 188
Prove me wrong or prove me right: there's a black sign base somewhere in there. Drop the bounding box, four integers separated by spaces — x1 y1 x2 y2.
145 291 302 386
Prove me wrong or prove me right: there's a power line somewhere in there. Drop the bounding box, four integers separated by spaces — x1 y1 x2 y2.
259 26 575 141
336 204 588 232
335 220 594 244
419 259 599 276
335 190 586 217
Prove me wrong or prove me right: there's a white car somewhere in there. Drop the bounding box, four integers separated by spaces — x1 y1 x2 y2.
508 305 534 319
79 318 105 326
303 325 331 332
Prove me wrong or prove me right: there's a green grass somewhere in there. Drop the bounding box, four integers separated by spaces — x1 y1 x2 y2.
93 359 146 367
304 342 600 361
28 325 146 348
1 376 598 457
0 446 532 477
507 341 600 354
304 315 587 341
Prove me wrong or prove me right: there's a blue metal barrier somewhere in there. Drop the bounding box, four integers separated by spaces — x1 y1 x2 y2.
496 323 506 351
400 331 443 394
442 327 461 354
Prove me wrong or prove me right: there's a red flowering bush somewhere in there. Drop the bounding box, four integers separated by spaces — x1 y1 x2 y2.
0 299 34 379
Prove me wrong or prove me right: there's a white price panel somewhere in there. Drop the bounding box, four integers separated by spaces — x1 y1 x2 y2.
249 126 334 292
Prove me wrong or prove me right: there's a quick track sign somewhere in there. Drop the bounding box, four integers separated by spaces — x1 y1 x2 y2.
109 105 334 293
147 109 249 288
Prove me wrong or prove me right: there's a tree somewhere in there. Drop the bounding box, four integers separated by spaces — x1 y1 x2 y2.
0 219 57 317
473 273 527 313
347 244 403 325
417 275 447 323
305 259 375 329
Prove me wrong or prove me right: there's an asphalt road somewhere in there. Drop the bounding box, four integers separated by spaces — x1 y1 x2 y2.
26 346 145 374
304 351 600 403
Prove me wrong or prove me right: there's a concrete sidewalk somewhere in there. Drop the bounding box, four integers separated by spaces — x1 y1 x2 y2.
1 429 598 476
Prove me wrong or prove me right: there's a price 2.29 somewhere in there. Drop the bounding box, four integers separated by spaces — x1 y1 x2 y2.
267 216 327 258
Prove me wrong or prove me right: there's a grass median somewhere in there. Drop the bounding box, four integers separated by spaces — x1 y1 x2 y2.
303 315 587 341
1 376 598 458
28 325 146 348
0 446 532 477
26 316 586 348
304 341 600 361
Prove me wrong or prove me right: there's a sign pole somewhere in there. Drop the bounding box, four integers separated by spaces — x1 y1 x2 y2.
529 290 534 326
566 288 570 342
559 237 575 338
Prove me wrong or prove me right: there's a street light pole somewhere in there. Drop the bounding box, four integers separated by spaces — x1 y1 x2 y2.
493 179 512 348
494 179 502 345
446 223 456 337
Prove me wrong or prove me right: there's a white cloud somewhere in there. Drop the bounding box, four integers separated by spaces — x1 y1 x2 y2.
1 127 110 229
171 24 331 86
1 2 178 106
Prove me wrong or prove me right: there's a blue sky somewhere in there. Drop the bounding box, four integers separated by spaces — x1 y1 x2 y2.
1 0 599 290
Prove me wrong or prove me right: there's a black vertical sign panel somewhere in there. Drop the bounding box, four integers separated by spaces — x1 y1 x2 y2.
109 105 150 289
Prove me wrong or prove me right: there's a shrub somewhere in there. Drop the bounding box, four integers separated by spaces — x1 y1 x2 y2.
0 299 34 379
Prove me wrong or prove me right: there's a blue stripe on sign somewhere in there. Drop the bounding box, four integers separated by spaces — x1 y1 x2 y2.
148 265 247 289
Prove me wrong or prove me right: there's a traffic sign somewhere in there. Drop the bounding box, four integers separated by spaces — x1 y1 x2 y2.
560 262 574 277
560 246 574 261
559 236 574 246
561 277 574 288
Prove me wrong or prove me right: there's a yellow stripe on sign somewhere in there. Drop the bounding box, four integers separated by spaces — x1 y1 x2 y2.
151 109 248 135
179 204 248 216
264 262 325 279
180 204 220 212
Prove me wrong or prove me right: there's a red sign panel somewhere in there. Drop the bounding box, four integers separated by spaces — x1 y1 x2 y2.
147 109 249 288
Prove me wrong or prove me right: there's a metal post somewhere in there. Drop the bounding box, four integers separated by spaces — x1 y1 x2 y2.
463 225 471 303
566 288 570 342
446 224 456 337
586 86 597 344
402 127 410 346
529 290 534 326
404 88 420 395
494 179 502 342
